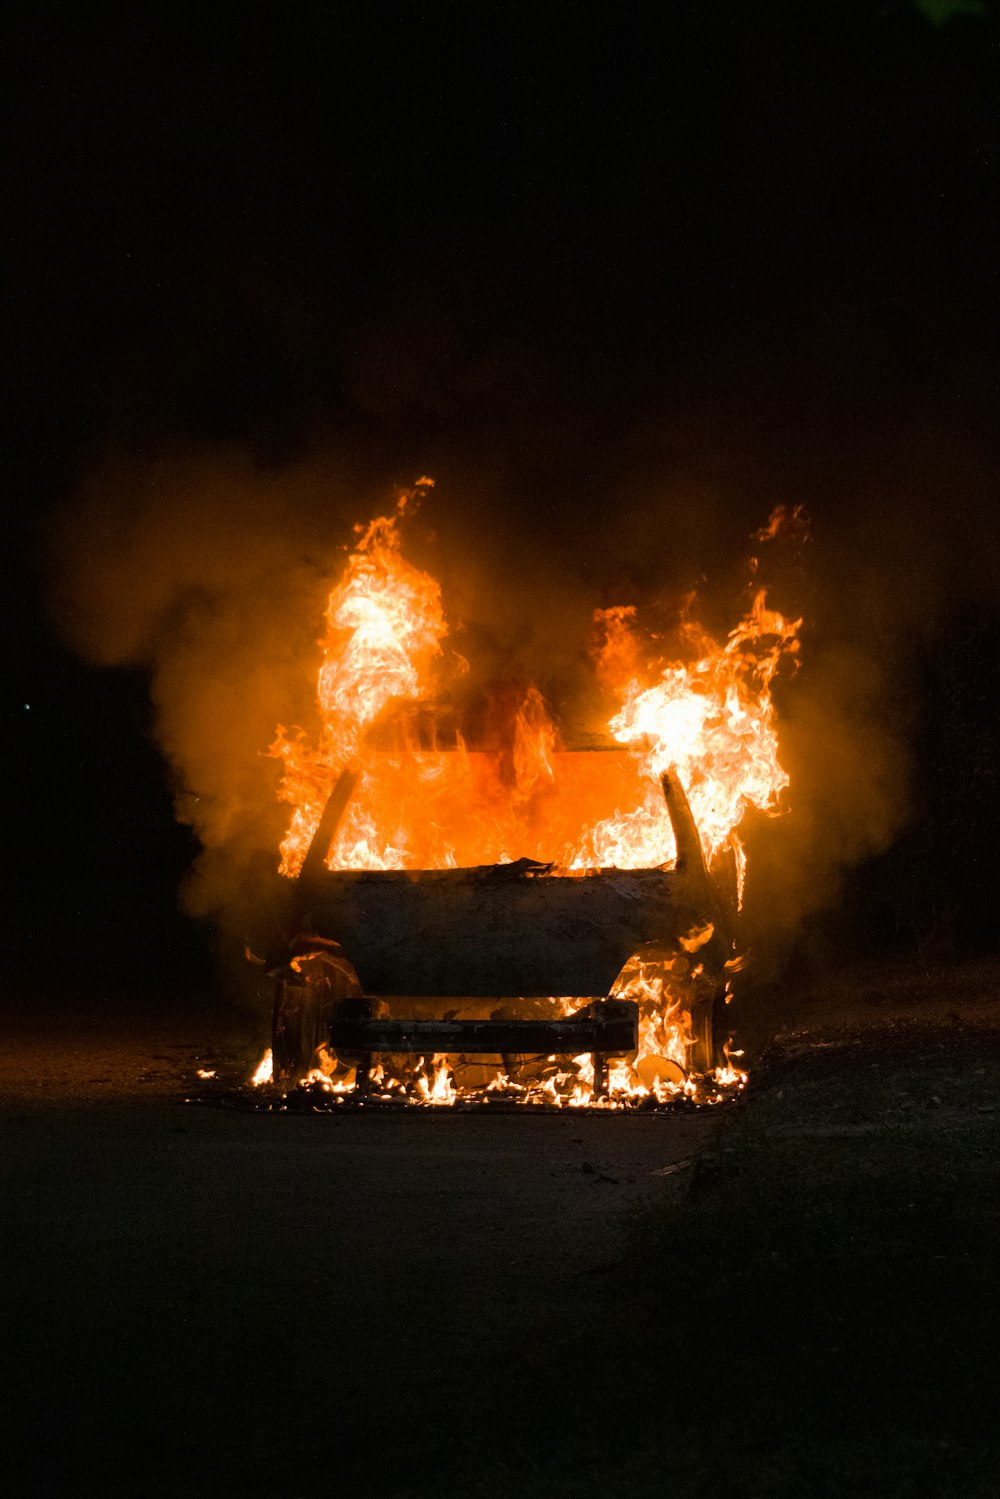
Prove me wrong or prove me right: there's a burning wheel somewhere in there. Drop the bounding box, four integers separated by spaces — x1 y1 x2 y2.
610 945 726 1081
272 940 361 1084
689 983 723 1074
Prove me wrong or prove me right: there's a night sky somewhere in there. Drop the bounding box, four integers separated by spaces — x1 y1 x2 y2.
6 1 999 988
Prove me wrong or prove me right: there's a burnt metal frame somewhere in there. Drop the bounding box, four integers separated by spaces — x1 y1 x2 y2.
328 996 639 1096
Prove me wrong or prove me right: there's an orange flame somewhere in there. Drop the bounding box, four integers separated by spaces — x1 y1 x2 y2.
271 531 797 881
270 490 447 876
572 592 800 886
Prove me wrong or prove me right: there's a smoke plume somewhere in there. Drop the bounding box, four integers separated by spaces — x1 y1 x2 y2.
47 437 966 988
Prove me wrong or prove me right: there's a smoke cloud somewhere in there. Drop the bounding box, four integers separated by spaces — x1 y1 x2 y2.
45 427 992 990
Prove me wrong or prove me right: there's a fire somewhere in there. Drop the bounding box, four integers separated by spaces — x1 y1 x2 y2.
573 593 800 889
270 484 447 877
250 1048 273 1087
417 1057 457 1106
259 491 800 1105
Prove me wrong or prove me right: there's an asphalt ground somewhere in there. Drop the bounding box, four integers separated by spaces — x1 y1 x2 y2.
8 961 998 1497
0 990 717 1496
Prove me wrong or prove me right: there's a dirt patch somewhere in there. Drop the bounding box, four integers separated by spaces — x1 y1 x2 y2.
748 959 1000 1137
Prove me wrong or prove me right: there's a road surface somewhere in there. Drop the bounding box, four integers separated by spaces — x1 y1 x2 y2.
1 995 718 1495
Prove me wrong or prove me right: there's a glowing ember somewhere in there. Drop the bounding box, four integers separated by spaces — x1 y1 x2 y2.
257 492 800 1105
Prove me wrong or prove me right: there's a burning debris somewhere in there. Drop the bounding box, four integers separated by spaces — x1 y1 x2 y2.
248 488 800 1109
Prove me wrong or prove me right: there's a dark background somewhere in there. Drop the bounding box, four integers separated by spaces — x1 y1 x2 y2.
6 0 999 995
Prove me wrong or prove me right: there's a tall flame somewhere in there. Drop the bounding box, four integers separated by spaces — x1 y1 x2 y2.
572 593 800 887
270 490 447 876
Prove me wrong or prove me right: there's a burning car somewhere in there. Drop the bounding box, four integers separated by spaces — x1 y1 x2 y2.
259 489 798 1105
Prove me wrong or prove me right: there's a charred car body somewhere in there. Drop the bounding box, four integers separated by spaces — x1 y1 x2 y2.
270 763 736 1097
